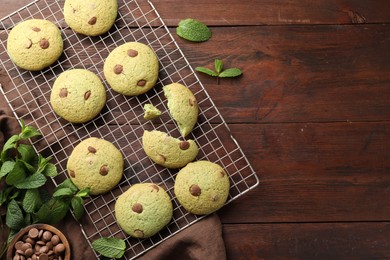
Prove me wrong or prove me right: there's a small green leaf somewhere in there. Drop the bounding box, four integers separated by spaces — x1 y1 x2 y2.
36 154 51 174
176 18 212 42
53 188 74 198
42 163 58 177
14 172 47 189
56 178 78 193
6 161 27 186
0 161 15 179
92 237 126 259
71 196 85 220
0 186 13 206
219 68 243 78
1 135 19 161
23 189 43 213
195 67 218 77
6 199 25 230
20 160 36 174
35 198 69 224
19 124 41 140
76 188 90 198
17 144 36 164
214 59 224 74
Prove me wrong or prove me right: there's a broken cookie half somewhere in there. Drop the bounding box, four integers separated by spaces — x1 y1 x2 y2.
142 130 199 169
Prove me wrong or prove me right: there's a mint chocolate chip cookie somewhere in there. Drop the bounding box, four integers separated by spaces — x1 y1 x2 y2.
7 19 63 71
64 0 118 36
163 83 198 137
115 183 173 238
50 69 106 123
103 42 159 96
174 160 230 215
142 130 199 169
67 137 124 195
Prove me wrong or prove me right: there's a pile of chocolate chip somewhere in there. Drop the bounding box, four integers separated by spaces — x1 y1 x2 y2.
12 227 66 260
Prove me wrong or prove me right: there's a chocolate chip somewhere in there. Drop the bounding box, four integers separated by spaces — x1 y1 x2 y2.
127 49 138 57
28 228 39 239
39 38 50 49
189 184 201 196
54 243 65 254
88 16 97 25
134 229 144 238
99 165 109 176
42 231 52 242
21 243 32 251
179 141 190 150
84 90 91 100
39 253 49 260
114 64 123 74
132 203 143 213
59 88 68 98
69 170 75 178
25 248 33 257
156 154 166 163
32 27 41 32
15 241 24 251
39 245 48 253
26 39 32 49
137 80 146 87
88 146 97 154
220 171 226 177
189 98 196 107
51 235 60 246
150 184 159 192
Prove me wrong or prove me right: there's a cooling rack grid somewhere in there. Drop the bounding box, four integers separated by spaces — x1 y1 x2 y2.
0 0 259 258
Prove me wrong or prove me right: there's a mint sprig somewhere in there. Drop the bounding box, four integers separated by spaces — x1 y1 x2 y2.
92 237 126 259
0 121 90 257
195 59 242 84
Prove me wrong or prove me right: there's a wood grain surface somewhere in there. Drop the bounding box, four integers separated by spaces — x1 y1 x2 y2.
1 0 390 259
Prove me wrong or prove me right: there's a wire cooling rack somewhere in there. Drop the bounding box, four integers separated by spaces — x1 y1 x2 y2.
0 0 259 259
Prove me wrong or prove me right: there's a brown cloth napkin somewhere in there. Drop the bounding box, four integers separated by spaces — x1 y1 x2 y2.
0 76 226 259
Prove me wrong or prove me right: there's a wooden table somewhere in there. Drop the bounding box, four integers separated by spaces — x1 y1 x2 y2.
2 1 390 259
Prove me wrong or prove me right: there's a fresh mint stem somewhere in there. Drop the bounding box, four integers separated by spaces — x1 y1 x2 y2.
195 59 242 84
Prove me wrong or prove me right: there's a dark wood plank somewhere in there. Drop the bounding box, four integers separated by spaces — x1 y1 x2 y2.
2 0 390 26
223 222 390 259
154 0 390 26
218 122 390 223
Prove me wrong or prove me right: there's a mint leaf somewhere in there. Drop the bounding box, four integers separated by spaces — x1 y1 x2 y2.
176 18 211 42
0 186 13 206
56 178 78 193
195 67 218 77
19 124 41 140
42 163 58 177
92 237 126 259
1 135 19 161
6 161 27 186
53 188 74 198
0 161 15 179
17 144 36 164
71 196 84 220
215 59 223 74
23 189 42 213
219 68 243 78
36 154 50 174
76 188 90 198
14 172 47 189
35 198 69 224
6 199 25 230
